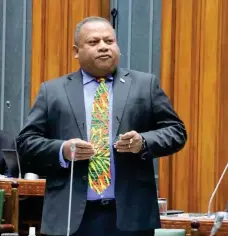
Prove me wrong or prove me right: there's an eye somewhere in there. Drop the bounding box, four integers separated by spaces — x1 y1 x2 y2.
88 40 98 46
106 39 114 44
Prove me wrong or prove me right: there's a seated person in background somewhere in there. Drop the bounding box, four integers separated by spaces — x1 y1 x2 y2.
0 130 15 175
0 130 43 178
0 131 43 232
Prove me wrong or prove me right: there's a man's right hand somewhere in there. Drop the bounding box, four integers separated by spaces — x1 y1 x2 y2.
63 138 95 161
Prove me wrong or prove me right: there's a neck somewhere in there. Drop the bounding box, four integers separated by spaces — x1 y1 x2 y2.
80 67 117 78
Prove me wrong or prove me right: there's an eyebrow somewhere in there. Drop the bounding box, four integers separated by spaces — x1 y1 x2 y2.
86 35 115 40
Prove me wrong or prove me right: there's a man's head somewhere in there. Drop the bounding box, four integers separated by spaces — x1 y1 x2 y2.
73 17 120 77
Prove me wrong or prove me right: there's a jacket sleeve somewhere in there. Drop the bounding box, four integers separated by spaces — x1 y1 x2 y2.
16 83 64 172
140 75 187 158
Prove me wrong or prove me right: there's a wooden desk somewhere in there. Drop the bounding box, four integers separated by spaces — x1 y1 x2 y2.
0 179 45 236
161 216 228 236
0 179 46 196
0 179 228 235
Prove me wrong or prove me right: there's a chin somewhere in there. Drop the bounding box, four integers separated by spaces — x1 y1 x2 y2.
96 64 114 73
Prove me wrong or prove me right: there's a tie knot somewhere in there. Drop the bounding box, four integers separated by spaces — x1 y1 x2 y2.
96 77 106 83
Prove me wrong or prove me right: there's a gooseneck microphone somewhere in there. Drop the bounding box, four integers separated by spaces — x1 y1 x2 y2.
210 212 224 236
67 141 76 236
5 101 22 179
207 162 228 217
14 140 22 179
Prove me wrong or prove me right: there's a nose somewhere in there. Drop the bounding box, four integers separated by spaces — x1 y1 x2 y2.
98 40 108 52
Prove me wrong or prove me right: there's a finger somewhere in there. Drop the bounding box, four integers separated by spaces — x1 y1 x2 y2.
116 144 132 151
115 145 132 151
115 137 135 149
75 153 93 158
115 139 132 146
75 156 91 161
76 148 95 155
116 148 132 153
75 141 93 149
120 131 136 140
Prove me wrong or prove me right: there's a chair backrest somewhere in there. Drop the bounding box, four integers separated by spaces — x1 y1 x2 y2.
2 181 19 232
155 228 186 236
0 189 5 223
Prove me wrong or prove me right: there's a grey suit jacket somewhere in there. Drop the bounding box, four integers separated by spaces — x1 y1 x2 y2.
16 68 187 235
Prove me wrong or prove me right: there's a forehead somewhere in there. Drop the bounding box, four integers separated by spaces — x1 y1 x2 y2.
80 21 115 38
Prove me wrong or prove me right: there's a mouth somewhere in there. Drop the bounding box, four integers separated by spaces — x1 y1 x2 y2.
96 55 112 60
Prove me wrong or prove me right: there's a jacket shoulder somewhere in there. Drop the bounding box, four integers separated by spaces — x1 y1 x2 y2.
120 68 157 81
43 71 80 87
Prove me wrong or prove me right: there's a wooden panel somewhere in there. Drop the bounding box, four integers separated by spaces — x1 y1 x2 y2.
43 0 69 80
160 0 228 213
216 0 228 212
197 0 221 213
31 0 110 105
172 0 193 212
30 0 45 108
159 0 175 202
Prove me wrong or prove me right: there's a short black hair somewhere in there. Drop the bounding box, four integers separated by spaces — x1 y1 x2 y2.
74 16 113 46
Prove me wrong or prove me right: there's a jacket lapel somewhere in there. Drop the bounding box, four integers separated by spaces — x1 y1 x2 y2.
64 70 87 140
112 68 131 142
64 68 131 142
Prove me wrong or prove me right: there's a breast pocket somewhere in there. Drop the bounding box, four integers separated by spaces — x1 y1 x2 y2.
124 102 148 131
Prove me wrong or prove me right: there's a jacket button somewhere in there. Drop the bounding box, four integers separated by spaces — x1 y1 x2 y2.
82 176 87 181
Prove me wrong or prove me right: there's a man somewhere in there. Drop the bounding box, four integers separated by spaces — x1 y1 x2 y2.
0 130 15 176
16 17 187 236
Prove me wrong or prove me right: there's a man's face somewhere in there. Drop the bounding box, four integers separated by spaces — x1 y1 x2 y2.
74 21 120 77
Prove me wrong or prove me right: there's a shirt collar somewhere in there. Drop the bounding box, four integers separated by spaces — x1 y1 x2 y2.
81 69 113 85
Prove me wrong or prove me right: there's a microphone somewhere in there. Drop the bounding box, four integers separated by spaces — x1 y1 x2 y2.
5 100 22 179
225 201 228 212
210 212 224 236
14 140 22 179
207 162 228 217
67 141 76 236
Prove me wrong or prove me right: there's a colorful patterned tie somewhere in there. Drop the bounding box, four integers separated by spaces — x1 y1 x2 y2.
88 78 111 194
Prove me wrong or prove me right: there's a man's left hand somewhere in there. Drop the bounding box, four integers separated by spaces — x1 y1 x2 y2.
114 131 143 153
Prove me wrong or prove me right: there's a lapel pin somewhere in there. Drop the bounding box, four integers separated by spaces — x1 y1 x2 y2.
120 78 125 83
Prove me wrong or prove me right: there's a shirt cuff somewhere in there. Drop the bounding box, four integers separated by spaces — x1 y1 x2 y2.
140 136 148 160
59 142 69 168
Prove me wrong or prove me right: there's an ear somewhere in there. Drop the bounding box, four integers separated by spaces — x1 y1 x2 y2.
73 45 79 59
